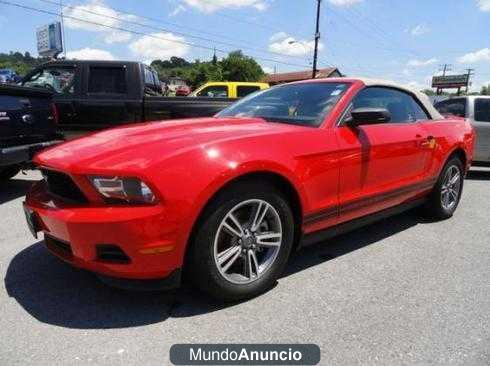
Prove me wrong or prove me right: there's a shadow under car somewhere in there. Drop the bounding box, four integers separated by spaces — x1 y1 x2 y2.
5 208 426 329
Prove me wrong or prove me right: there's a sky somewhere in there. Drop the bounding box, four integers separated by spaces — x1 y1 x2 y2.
1 0 490 91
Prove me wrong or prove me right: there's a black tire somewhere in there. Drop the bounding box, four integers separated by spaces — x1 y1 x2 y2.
0 165 20 181
187 181 295 301
425 157 464 220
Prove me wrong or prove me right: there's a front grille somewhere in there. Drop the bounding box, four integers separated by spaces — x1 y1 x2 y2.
41 169 88 203
96 244 131 264
45 234 73 260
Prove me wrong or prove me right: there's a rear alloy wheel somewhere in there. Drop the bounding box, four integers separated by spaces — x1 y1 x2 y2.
440 165 462 212
425 157 464 219
188 182 294 301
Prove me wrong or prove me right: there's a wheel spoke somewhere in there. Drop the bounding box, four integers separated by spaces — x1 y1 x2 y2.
449 188 458 201
217 245 241 265
251 202 269 232
250 250 260 277
221 248 241 273
223 213 244 237
444 192 451 207
256 232 282 247
450 173 460 185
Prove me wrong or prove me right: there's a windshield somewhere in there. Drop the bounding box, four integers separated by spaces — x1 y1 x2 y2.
22 67 76 94
217 82 350 127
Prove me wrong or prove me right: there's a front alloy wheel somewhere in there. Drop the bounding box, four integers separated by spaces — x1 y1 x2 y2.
214 199 283 284
188 182 294 301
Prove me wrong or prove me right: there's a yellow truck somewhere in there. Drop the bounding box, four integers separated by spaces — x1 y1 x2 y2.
190 82 269 99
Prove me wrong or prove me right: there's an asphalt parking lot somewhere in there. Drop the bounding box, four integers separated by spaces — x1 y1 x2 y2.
0 169 489 365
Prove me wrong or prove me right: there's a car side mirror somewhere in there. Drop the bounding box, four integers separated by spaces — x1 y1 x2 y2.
345 107 391 127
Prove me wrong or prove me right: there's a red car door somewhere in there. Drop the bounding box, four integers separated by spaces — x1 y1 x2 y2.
335 86 434 223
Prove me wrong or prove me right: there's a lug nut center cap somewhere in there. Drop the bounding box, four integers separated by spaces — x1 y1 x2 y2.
242 236 254 249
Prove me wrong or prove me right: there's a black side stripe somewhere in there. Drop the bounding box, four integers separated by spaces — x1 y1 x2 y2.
304 178 437 226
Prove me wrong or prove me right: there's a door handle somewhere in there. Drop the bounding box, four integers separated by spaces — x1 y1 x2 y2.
420 135 436 149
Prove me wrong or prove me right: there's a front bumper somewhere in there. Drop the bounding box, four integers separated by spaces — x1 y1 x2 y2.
0 139 63 167
24 181 183 283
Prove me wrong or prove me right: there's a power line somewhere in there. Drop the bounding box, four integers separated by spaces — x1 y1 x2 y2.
35 0 319 65
0 0 313 69
185 0 312 38
326 3 422 59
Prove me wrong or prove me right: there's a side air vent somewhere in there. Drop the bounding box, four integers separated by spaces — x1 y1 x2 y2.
96 245 131 264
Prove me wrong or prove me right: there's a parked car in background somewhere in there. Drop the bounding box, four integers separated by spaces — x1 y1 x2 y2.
175 84 191 96
434 96 490 166
21 60 236 133
24 78 474 300
190 81 269 99
164 76 189 96
0 69 21 84
0 84 62 181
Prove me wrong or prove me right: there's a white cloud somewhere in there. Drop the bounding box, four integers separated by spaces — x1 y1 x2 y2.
63 0 135 43
410 23 430 36
457 48 490 63
269 32 288 42
66 47 115 60
328 0 363 7
404 75 433 91
129 32 190 60
170 4 186 16
407 58 438 67
269 34 323 56
262 66 274 74
477 0 490 12
182 0 268 13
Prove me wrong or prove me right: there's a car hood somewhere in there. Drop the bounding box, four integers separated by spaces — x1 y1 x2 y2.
35 117 305 173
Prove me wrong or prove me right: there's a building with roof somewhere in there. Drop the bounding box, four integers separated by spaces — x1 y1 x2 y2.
263 67 342 85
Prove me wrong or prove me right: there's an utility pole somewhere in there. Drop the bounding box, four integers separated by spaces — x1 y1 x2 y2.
59 0 66 58
465 68 475 93
312 0 321 79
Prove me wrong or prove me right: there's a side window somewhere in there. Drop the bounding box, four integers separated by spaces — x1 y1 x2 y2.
143 67 161 95
23 67 76 95
474 98 490 122
351 87 428 123
197 85 228 98
237 85 260 98
144 67 154 86
88 66 126 94
434 99 466 118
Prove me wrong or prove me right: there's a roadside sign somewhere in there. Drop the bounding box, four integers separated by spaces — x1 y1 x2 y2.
432 74 469 89
36 22 63 58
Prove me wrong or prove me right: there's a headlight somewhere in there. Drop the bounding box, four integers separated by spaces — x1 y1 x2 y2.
89 176 156 204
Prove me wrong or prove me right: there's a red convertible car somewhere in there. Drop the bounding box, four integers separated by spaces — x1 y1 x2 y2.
24 78 475 300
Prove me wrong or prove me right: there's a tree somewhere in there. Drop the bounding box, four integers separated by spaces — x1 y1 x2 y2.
481 85 490 95
421 89 436 96
220 51 264 82
150 50 264 89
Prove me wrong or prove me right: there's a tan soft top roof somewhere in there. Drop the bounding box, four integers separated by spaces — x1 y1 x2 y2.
353 77 443 120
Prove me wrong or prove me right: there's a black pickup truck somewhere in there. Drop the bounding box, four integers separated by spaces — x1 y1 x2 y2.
21 60 236 132
0 84 62 181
